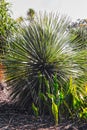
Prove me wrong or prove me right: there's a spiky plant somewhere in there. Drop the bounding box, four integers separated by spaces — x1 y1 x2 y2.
2 13 87 113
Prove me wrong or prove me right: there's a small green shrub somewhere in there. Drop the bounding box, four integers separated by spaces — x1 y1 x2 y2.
0 0 17 54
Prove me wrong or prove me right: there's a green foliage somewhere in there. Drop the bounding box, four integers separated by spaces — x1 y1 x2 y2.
32 103 39 117
47 75 87 124
47 75 63 125
79 107 87 119
52 101 58 125
69 23 87 51
0 0 17 54
64 77 87 120
27 8 35 21
16 16 24 24
2 13 87 122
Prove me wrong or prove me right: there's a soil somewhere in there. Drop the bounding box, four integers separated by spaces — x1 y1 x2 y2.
0 86 87 130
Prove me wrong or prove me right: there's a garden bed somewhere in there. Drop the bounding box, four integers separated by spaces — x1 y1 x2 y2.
0 89 87 130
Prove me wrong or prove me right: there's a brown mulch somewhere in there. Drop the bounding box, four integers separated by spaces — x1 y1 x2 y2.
0 85 87 130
